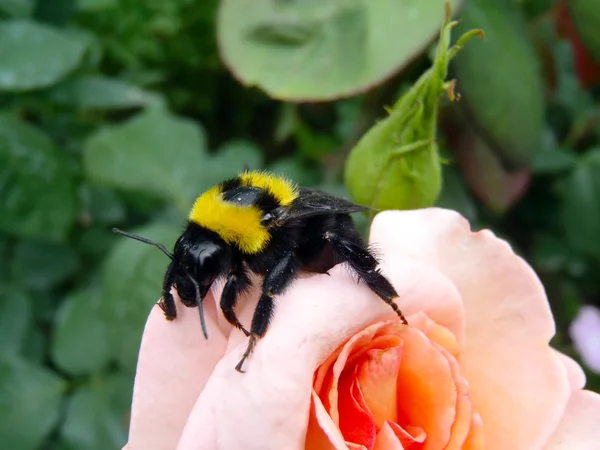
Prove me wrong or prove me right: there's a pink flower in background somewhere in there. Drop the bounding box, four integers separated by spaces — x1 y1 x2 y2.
123 209 600 450
570 305 600 374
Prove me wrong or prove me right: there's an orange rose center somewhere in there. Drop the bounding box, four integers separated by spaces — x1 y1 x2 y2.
309 313 485 450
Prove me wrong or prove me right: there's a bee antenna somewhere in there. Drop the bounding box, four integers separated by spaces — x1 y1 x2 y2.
112 227 174 260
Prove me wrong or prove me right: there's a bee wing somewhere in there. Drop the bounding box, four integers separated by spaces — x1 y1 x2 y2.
272 188 373 224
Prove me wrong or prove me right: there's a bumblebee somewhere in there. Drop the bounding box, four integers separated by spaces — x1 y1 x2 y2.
114 169 407 372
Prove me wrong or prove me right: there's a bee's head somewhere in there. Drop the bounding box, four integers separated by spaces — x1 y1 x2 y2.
172 225 232 301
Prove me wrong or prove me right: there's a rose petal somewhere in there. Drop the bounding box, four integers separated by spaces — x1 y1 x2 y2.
306 392 348 450
554 350 586 390
462 413 485 450
441 348 472 450
371 209 570 450
406 312 461 358
544 390 600 449
126 291 227 450
374 421 426 450
394 326 456 450
357 346 403 428
338 368 377 449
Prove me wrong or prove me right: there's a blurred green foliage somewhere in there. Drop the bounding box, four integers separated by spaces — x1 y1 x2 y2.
1 0 600 448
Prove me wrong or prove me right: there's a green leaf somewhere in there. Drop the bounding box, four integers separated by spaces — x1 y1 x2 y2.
51 287 111 376
218 0 463 101
33 0 75 26
50 75 160 110
79 185 126 225
344 11 482 210
294 119 339 161
568 0 600 62
0 0 33 16
60 383 127 450
268 157 321 186
100 221 180 369
560 149 600 259
22 328 46 363
0 287 31 357
0 357 65 450
532 147 577 174
530 233 570 272
77 0 116 11
76 227 119 260
0 19 87 91
202 140 264 190
451 0 544 168
0 238 8 283
0 114 78 241
11 240 79 290
83 107 207 212
104 371 134 417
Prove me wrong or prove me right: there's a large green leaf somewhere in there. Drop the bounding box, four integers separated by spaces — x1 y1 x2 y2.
0 357 65 450
60 384 127 450
0 115 78 241
11 240 80 290
50 75 160 110
569 0 600 62
217 0 463 101
451 0 544 168
100 222 181 368
51 287 111 376
0 287 31 357
560 149 600 259
83 107 208 212
0 19 87 91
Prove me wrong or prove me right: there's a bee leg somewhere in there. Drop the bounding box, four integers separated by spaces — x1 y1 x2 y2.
325 220 408 325
235 252 300 373
160 261 177 320
220 264 251 337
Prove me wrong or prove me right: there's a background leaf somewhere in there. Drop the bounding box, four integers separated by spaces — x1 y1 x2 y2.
83 107 208 212
560 148 600 259
218 0 463 100
60 383 127 450
0 287 31 357
51 287 112 376
568 0 600 62
452 0 544 167
11 240 80 290
0 357 65 450
0 0 33 16
0 115 77 241
0 19 87 91
50 75 160 110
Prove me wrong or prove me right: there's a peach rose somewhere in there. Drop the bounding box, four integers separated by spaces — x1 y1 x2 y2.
124 209 600 450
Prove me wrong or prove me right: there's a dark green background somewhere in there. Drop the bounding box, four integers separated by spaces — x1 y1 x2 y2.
1 0 599 448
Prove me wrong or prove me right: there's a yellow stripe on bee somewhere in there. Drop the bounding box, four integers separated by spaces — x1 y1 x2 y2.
239 170 298 206
189 185 270 254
